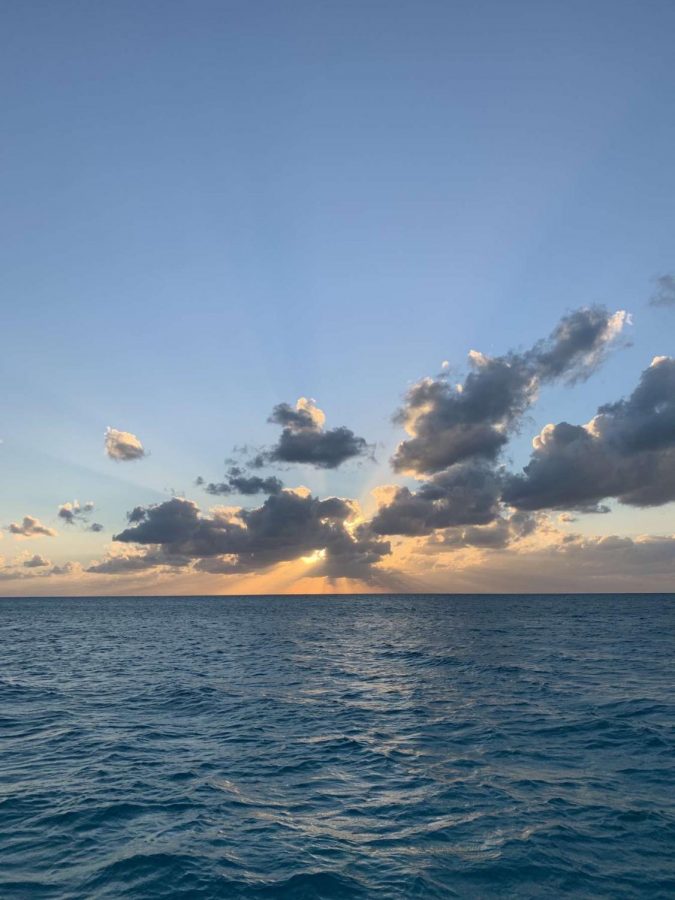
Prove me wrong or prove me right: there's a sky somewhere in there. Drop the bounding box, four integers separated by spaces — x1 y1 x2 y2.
2 0 675 595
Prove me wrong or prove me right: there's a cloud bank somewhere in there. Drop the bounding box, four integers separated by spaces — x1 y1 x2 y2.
5 300 675 594
111 492 390 582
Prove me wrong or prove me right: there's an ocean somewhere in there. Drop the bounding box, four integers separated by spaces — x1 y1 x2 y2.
1 594 674 898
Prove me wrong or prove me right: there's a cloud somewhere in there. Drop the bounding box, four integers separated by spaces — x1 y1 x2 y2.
554 532 675 574
49 562 82 577
23 554 50 568
532 530 675 580
406 525 675 593
7 516 57 539
558 512 577 523
87 545 190 574
371 462 502 536
254 398 371 469
269 397 326 430
0 556 81 583
59 501 104 532
58 500 94 524
649 274 675 308
196 468 284 496
392 307 628 476
424 510 541 551
112 492 390 581
59 499 99 524
503 355 675 510
370 308 630 542
105 427 146 461
10 301 675 593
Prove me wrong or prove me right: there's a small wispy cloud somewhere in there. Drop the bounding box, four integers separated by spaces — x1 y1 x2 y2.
58 501 103 532
649 274 675 308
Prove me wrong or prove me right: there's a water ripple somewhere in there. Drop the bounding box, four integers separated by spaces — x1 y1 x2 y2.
1 594 674 898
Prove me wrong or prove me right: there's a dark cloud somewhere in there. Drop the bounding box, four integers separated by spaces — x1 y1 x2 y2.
426 510 541 551
393 307 628 476
7 516 57 538
649 274 675 308
23 554 50 568
117 497 203 545
371 463 502 536
310 523 392 581
58 501 104 532
267 426 370 469
196 468 284 496
105 427 146 461
268 402 319 430
529 307 628 383
57 501 102 533
112 492 390 581
503 356 675 510
87 548 190 574
256 398 371 469
58 500 94 525
49 562 79 576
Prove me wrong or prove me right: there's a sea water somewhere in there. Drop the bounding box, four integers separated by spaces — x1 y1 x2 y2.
1 594 674 898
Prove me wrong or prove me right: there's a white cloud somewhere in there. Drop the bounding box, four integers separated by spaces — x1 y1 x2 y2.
105 427 146 461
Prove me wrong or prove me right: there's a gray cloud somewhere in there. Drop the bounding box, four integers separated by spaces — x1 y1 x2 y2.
196 468 284 496
268 402 320 430
58 501 102 533
255 398 372 470
371 463 503 536
392 307 628 476
555 532 675 574
426 510 541 551
503 356 675 510
7 516 57 538
649 274 675 308
105 427 146 461
0 557 76 580
23 554 50 568
112 492 390 581
49 562 79 576
412 529 675 594
58 500 94 524
87 548 190 574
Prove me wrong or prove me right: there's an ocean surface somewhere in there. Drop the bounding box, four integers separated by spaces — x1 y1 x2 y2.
1 594 674 899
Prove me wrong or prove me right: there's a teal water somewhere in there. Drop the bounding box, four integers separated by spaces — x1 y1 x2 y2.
1 594 674 898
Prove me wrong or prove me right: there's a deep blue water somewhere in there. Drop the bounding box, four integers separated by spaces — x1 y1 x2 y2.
1 594 675 899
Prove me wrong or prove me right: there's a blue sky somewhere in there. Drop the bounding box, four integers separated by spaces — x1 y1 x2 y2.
1 1 675 590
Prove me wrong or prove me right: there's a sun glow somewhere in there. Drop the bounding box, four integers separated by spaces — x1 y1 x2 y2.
301 548 327 565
